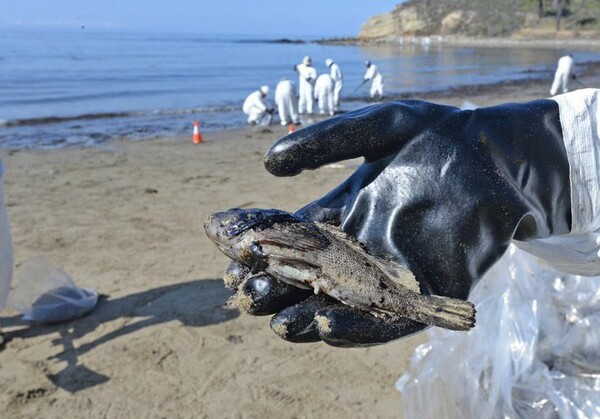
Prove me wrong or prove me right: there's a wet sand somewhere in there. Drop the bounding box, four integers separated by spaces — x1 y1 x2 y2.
0 79 596 417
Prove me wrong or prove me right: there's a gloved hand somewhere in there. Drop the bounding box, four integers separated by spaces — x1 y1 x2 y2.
224 100 572 347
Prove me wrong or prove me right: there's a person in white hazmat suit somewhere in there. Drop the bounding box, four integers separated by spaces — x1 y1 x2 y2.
242 85 273 126
364 60 383 99
550 54 576 96
325 58 343 109
314 74 335 116
219 88 600 416
295 56 317 115
274 79 300 126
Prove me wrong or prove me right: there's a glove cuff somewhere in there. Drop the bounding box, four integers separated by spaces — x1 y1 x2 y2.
552 89 600 234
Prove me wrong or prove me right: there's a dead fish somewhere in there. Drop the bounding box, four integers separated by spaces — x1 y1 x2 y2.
204 208 475 331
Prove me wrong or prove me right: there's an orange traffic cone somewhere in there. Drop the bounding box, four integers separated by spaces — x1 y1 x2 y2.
193 121 203 144
288 124 295 134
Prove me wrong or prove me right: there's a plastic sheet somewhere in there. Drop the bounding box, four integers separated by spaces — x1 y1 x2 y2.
397 244 600 418
10 257 98 323
0 159 13 310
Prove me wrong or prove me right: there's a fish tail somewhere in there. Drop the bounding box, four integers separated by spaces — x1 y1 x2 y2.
415 295 476 331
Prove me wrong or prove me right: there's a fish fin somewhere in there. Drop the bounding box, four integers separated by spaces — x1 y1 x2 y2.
258 222 330 252
268 255 321 270
368 255 421 293
316 222 367 253
264 256 320 290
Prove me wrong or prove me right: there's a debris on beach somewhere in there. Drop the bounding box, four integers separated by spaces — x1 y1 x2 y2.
9 257 98 323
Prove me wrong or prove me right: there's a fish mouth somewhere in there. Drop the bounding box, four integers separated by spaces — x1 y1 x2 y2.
205 208 264 244
204 211 242 260
204 211 239 244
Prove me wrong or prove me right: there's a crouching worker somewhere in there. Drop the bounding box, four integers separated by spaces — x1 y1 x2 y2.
243 85 273 126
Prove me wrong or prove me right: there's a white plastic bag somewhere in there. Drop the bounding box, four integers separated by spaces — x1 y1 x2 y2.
397 244 600 418
10 257 98 323
0 158 13 311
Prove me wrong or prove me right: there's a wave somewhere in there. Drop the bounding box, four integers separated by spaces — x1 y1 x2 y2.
5 89 184 105
0 105 242 128
0 112 134 127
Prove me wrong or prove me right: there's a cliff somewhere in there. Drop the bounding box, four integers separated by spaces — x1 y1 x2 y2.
359 0 600 39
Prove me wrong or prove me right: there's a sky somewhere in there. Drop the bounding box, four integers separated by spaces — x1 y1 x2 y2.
0 1 402 37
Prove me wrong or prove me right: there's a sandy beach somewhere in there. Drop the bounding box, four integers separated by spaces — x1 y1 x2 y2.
0 78 595 417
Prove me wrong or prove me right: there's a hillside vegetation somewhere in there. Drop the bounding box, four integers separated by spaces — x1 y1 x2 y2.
359 0 600 39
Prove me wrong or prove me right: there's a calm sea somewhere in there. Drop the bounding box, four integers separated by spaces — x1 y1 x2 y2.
2 28 599 149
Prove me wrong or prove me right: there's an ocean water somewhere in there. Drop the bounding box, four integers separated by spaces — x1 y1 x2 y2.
2 28 600 149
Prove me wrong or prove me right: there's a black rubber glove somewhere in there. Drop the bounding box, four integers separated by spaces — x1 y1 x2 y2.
226 100 572 347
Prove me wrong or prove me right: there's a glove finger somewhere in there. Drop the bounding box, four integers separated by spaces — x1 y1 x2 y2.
264 101 458 176
223 261 250 290
269 294 338 343
235 273 313 316
315 305 427 348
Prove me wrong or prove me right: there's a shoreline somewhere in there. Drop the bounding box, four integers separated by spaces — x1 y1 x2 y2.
4 35 600 150
7 59 600 150
376 59 600 104
318 35 600 50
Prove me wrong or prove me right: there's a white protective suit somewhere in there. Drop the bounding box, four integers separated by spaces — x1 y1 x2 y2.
274 79 299 126
296 61 317 115
398 89 600 418
242 89 272 125
0 158 13 311
550 55 576 96
314 74 335 116
364 63 384 99
327 59 343 109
